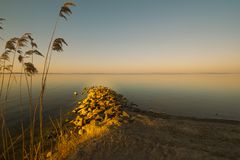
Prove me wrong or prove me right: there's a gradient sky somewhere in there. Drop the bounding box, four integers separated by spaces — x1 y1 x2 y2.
0 0 240 73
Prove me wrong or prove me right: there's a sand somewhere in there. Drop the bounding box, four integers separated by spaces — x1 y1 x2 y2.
66 108 240 160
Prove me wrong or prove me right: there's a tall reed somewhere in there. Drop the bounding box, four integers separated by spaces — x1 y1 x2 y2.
0 33 41 159
0 18 7 100
18 34 42 159
0 1 76 159
4 34 30 101
39 2 75 150
0 51 9 100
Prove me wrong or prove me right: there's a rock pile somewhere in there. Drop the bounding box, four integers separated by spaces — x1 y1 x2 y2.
70 86 131 135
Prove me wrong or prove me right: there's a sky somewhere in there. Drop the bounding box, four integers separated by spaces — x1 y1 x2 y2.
0 0 240 73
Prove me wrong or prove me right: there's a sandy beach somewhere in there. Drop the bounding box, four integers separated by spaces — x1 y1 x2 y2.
64 105 240 160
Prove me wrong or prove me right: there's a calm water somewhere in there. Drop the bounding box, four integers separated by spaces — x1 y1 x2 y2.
2 74 240 129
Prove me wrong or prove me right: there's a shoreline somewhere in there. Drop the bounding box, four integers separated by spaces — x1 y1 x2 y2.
128 106 240 125
66 106 240 160
48 87 240 160
2 86 239 160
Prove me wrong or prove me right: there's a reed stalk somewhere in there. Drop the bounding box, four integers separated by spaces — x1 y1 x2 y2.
39 2 75 151
5 51 16 101
0 60 5 101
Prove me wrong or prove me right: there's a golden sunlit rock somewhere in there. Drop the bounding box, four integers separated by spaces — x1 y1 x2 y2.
69 86 130 135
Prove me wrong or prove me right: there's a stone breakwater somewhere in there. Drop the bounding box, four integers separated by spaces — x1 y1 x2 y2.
47 86 240 159
69 86 132 136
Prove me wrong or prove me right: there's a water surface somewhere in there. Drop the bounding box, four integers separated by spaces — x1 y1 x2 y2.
3 74 240 130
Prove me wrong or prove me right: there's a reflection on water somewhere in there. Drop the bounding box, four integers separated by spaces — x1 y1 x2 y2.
2 74 240 130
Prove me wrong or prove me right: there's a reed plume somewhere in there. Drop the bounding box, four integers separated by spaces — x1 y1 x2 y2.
0 18 5 40
4 34 30 101
17 34 42 160
39 1 75 150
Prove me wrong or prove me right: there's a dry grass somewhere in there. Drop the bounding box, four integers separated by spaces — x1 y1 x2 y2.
48 86 131 160
50 117 121 159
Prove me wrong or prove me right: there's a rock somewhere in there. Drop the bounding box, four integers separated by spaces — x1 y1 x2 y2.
122 111 130 118
93 109 103 115
104 108 115 117
86 112 94 119
78 104 85 109
72 116 83 127
95 114 104 122
72 108 79 113
79 108 88 116
69 86 132 136
101 107 106 111
98 101 105 106
90 119 96 125
78 129 86 135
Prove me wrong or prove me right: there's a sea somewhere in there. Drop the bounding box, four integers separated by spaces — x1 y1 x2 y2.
1 73 240 131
